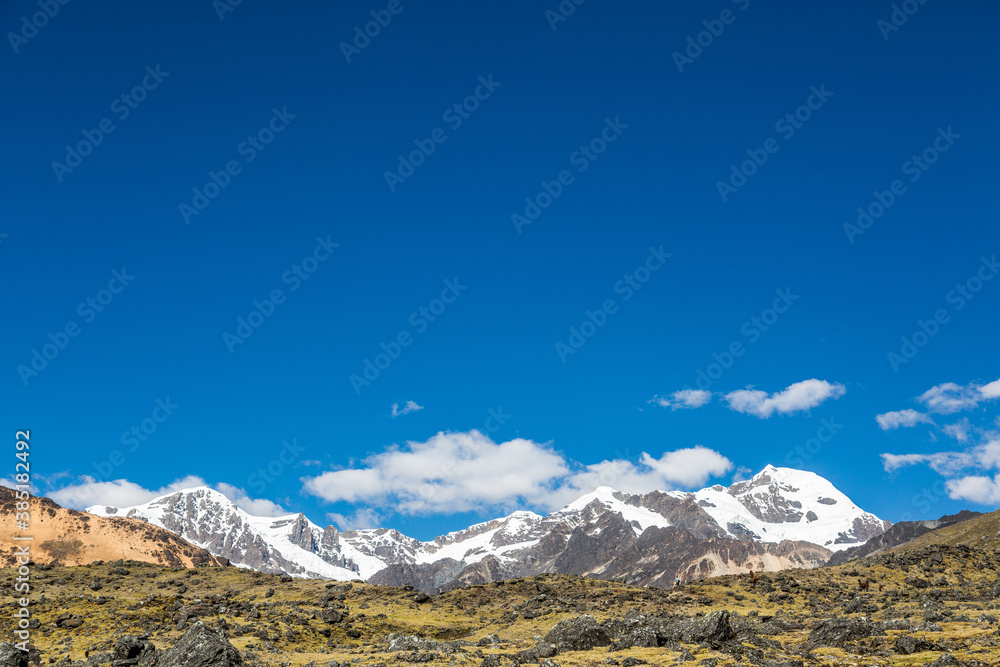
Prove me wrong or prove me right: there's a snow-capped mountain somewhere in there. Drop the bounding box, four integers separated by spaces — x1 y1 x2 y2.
689 464 889 548
85 465 889 591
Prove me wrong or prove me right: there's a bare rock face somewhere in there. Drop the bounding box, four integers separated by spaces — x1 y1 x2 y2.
284 514 316 552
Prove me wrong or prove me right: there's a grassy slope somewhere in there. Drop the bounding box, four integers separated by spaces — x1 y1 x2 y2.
899 509 1000 551
3 543 999 666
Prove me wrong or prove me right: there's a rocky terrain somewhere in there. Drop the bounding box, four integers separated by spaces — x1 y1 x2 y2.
0 488 225 569
83 466 890 590
3 535 999 666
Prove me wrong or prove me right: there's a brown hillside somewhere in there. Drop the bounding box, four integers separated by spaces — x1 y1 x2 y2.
896 507 1000 551
0 487 227 568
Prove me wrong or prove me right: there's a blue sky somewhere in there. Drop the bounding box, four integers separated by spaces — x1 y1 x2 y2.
3 0 998 540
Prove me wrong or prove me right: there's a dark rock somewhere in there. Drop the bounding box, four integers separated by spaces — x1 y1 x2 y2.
157 621 243 667
928 655 962 667
514 642 558 662
413 593 431 604
894 635 943 655
318 609 343 624
905 576 931 589
0 643 28 667
399 652 439 663
113 635 157 666
676 649 696 662
806 618 884 648
544 615 610 651
671 611 736 644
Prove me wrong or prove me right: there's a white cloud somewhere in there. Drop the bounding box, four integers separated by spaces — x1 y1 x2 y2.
649 389 712 411
553 446 732 505
329 508 382 531
979 379 1000 400
878 377 1000 507
724 379 846 418
215 483 289 517
918 378 1000 414
732 465 754 483
302 430 570 514
391 401 424 418
876 409 934 431
945 474 1000 505
49 475 207 510
881 438 1000 475
45 476 293 518
302 431 733 515
942 419 971 442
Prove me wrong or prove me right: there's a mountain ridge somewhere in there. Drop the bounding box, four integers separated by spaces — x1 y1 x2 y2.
83 465 889 590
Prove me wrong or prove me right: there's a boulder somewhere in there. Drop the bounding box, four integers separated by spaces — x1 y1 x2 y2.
0 643 28 667
806 618 884 648
667 611 736 644
544 615 611 651
113 635 157 666
157 621 243 667
894 635 943 655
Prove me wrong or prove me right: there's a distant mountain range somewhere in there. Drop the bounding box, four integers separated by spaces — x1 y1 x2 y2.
84 465 891 591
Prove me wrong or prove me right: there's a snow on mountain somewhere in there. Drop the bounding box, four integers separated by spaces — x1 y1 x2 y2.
688 465 890 551
84 465 890 582
550 486 673 536
87 486 376 579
